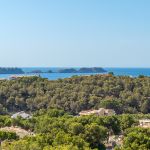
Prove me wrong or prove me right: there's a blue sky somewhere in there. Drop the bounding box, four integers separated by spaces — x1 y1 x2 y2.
0 0 150 67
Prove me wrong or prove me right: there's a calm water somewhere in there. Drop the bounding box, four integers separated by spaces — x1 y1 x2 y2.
0 68 150 80
105 68 150 77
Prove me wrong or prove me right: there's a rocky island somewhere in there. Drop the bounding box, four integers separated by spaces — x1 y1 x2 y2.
78 67 106 73
28 70 53 74
57 67 106 73
29 70 44 73
57 68 77 73
0 68 24 74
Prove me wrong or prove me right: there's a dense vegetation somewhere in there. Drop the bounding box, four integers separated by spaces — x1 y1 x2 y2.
1 109 150 150
0 75 149 114
0 74 149 149
0 68 24 74
0 131 18 141
116 127 150 150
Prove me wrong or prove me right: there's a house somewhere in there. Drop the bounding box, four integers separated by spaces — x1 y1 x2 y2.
139 119 150 128
79 108 115 116
79 108 105 116
11 111 32 119
9 75 18 80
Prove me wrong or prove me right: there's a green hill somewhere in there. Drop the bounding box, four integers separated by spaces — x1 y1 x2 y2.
0 75 149 114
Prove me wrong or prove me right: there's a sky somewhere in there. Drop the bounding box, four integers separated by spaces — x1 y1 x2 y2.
0 0 150 67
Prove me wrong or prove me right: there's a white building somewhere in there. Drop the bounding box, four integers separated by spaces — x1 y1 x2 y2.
139 119 150 128
79 108 115 116
11 111 32 119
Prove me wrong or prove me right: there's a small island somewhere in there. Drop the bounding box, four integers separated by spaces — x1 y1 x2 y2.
29 70 43 73
28 70 53 74
0 68 24 74
78 67 106 73
57 67 106 73
47 70 53 73
57 68 77 73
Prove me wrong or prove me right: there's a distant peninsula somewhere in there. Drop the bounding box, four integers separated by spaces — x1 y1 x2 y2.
0 68 24 74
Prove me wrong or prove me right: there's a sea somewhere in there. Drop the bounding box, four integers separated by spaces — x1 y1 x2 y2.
0 68 150 80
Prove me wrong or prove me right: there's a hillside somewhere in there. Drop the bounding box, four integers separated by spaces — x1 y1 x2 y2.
1 109 150 150
0 75 149 114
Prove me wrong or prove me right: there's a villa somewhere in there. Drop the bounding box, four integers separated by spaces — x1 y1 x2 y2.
139 119 150 128
79 108 116 116
11 111 32 119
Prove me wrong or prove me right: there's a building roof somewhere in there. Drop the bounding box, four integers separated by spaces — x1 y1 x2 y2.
139 119 150 123
79 108 115 116
11 111 32 119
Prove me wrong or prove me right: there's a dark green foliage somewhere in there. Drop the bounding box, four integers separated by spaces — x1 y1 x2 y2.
0 75 150 150
1 109 150 150
2 109 108 149
120 127 150 150
0 75 149 115
0 115 12 127
138 75 145 78
140 98 150 113
119 114 137 131
83 123 107 149
100 99 122 114
11 117 34 130
0 131 19 140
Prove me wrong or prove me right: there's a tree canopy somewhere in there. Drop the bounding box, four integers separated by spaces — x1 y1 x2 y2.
0 75 149 114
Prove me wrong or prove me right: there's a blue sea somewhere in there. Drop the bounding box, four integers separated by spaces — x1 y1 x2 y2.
0 68 150 80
